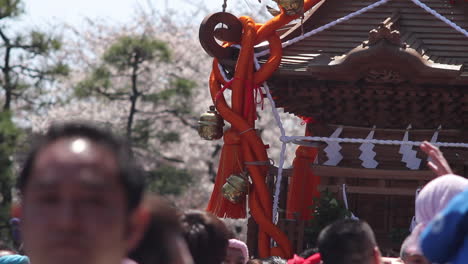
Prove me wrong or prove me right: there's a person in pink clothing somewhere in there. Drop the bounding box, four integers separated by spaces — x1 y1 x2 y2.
225 239 249 264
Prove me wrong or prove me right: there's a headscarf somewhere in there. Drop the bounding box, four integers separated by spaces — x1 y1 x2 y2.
0 255 30 264
415 174 468 224
228 239 249 264
400 223 425 258
287 253 321 264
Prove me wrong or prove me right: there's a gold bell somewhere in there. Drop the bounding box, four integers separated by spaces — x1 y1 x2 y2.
222 172 250 204
273 0 304 16
198 105 224 140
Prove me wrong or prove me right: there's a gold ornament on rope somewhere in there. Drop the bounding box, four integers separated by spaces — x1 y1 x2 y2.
198 105 225 140
222 171 250 203
259 0 304 16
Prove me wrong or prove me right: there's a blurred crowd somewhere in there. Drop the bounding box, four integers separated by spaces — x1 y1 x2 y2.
0 121 466 264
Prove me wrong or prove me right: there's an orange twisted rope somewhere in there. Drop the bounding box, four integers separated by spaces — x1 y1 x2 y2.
207 0 321 258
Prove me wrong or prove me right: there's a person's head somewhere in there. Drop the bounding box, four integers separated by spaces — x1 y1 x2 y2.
225 239 249 264
298 248 318 259
180 210 231 264
0 241 15 257
129 195 193 264
18 121 148 264
259 257 287 264
317 219 381 264
415 174 468 224
246 260 262 264
399 225 429 264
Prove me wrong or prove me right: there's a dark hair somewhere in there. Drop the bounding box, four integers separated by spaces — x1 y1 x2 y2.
246 260 262 264
17 121 145 212
318 219 377 264
129 195 182 264
260 256 287 264
180 210 230 264
0 240 13 251
298 247 319 258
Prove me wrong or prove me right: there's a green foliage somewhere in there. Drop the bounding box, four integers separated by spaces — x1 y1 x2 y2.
388 228 409 246
28 31 62 54
132 119 151 146
156 131 180 144
141 92 161 104
144 77 196 111
147 166 192 195
0 111 20 243
76 34 198 191
103 35 170 71
0 1 68 110
0 0 23 19
74 65 112 98
140 76 196 105
47 62 70 76
171 77 196 98
304 189 352 246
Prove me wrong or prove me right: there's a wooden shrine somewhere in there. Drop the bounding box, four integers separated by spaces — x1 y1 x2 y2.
250 0 468 255
198 0 468 258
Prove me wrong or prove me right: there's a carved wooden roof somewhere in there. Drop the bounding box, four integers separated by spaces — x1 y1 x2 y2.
259 0 468 129
267 0 468 82
269 77 468 129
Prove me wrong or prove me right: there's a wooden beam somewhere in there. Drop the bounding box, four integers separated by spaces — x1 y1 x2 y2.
318 185 418 196
310 165 434 180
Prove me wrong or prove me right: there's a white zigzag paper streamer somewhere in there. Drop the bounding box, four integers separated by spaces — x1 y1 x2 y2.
324 126 344 166
359 126 378 168
399 125 421 170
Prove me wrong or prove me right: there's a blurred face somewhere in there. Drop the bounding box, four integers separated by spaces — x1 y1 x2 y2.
169 235 194 264
0 250 15 256
20 138 135 264
403 255 430 264
224 247 245 264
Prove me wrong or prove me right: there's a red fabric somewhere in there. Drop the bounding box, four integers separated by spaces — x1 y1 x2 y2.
287 253 321 264
206 129 247 219
286 146 320 220
299 116 315 125
215 78 241 105
243 81 254 119
243 82 264 120
286 127 320 220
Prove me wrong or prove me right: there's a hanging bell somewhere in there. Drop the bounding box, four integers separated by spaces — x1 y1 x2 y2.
222 172 250 203
273 0 304 16
198 105 225 140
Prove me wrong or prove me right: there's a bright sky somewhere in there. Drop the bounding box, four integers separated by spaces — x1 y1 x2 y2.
22 0 223 27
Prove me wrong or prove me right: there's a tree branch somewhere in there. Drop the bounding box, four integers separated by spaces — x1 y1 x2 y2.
94 87 129 101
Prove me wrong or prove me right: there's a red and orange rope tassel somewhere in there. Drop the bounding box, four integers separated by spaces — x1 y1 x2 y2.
205 0 322 258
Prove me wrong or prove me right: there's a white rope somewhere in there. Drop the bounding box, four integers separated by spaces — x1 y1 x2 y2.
255 0 468 58
255 0 390 57
280 135 468 148
411 0 468 38
253 57 288 224
217 63 232 82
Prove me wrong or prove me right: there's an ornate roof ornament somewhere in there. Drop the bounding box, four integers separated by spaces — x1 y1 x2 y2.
365 12 404 47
